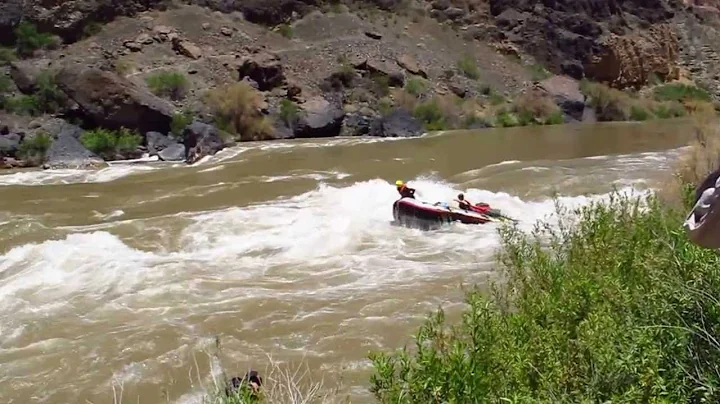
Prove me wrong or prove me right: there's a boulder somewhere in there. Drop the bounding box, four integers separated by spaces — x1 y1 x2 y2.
220 27 233 36
237 52 286 91
136 33 154 45
55 66 174 134
341 112 374 136
369 109 424 138
9 59 52 94
124 41 143 52
172 37 203 59
182 121 228 164
146 131 176 155
445 7 466 20
0 133 21 157
431 0 450 10
449 82 468 98
294 96 345 138
158 143 186 161
43 127 105 169
396 54 428 78
538 75 585 120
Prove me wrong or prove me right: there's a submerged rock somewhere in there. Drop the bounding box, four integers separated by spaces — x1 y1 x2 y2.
158 143 186 161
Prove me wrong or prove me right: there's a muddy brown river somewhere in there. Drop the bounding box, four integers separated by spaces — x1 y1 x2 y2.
0 120 696 403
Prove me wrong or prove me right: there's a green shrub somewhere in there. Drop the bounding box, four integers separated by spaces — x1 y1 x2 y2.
205 82 274 141
653 102 687 119
379 97 393 116
171 111 193 136
277 24 293 38
404 78 427 97
629 105 651 121
80 127 141 160
82 21 103 38
494 110 518 127
580 80 631 121
0 47 16 65
18 132 52 163
279 98 300 127
370 72 390 97
527 63 552 81
544 110 564 125
14 22 56 58
4 95 41 115
653 83 712 103
35 70 64 113
370 192 720 403
145 71 188 100
0 75 11 93
457 54 480 80
488 89 505 106
413 100 447 131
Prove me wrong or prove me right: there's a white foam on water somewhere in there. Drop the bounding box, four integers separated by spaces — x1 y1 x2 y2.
0 165 159 186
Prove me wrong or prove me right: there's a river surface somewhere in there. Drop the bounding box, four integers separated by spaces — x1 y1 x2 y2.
0 120 695 403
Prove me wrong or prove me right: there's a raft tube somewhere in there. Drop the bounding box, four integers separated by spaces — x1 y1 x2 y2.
392 197 494 230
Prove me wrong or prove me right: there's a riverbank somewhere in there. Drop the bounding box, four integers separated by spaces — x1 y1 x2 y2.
2 0 720 169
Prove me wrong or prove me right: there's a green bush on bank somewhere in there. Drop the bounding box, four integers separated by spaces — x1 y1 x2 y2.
370 189 720 403
14 22 56 57
80 127 141 160
145 71 188 100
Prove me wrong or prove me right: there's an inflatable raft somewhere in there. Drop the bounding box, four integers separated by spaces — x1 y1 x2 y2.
392 197 511 230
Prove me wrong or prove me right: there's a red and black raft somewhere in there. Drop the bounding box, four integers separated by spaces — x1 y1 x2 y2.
392 197 502 230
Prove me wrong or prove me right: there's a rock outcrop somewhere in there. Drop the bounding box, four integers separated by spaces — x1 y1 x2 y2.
237 52 286 91
293 97 345 138
538 75 586 121
43 126 105 169
55 66 174 134
182 122 229 164
369 109 424 137
2 0 166 41
584 24 680 88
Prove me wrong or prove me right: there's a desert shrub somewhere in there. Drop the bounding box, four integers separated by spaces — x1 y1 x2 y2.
653 101 686 119
171 111 194 136
82 21 103 38
494 110 518 127
654 83 712 103
580 80 632 121
277 24 293 38
413 100 447 131
80 127 141 160
35 70 64 113
145 71 188 100
511 90 562 125
404 78 428 97
206 82 274 141
4 95 41 115
0 47 16 65
14 22 56 57
629 104 651 121
457 54 480 80
18 132 52 163
279 98 300 127
527 63 552 81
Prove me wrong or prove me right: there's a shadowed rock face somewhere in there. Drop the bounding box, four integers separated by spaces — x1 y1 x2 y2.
488 0 677 82
55 66 174 135
0 0 168 42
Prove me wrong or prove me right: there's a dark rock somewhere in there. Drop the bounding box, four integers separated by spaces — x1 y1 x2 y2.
124 41 143 52
431 0 450 10
449 82 467 98
388 72 405 87
538 75 585 121
220 27 233 36
0 125 9 135
55 66 174 134
429 9 448 22
467 120 491 129
271 120 295 139
146 131 176 155
365 31 383 40
561 60 584 79
43 127 105 169
369 109 423 138
237 52 286 91
158 143 186 161
294 97 345 138
341 112 374 136
0 134 21 157
445 7 466 20
182 122 229 164
0 0 22 45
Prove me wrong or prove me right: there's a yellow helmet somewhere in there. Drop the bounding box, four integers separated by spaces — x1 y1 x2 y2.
396 180 404 187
